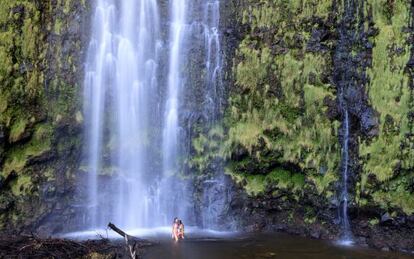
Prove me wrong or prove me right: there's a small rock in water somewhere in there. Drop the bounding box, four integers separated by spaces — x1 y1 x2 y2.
381 246 390 252
381 213 393 224
310 230 321 239
257 252 276 258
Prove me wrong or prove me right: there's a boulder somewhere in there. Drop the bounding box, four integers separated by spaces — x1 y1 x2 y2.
380 213 393 225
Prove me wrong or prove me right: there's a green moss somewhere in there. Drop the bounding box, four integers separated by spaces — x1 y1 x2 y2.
267 169 305 191
308 171 338 195
242 1 332 30
44 168 55 181
369 218 379 226
2 123 52 178
226 48 339 191
2 152 27 178
64 0 72 15
360 0 412 183
244 175 267 196
236 42 272 91
190 124 225 172
199 0 340 202
54 18 63 35
0 0 84 231
0 92 9 114
372 181 414 215
9 118 28 143
10 175 32 196
226 167 306 196
355 0 414 215
304 215 317 224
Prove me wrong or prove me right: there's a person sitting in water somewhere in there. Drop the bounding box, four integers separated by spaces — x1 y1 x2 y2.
178 219 185 240
172 217 180 242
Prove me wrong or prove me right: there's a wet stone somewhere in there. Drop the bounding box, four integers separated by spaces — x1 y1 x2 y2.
380 213 393 225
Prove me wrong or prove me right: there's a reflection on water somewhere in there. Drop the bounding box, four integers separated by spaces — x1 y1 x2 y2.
143 232 413 259
60 228 412 259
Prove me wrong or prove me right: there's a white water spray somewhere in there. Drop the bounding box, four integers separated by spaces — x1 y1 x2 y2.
339 108 353 245
83 0 224 231
203 0 223 120
162 0 187 177
84 0 160 229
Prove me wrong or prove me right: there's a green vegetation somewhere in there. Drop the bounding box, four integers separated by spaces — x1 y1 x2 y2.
226 168 305 196
2 123 52 178
221 0 340 197
0 1 44 104
0 0 84 231
357 0 414 215
360 0 412 182
192 0 414 220
190 0 340 200
10 175 33 196
368 218 379 226
9 118 28 143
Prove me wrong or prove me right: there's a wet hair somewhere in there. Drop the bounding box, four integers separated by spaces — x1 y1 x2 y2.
178 220 182 225
173 217 178 223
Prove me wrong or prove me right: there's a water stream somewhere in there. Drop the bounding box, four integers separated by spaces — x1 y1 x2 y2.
83 0 225 230
162 0 187 178
340 108 352 244
83 0 161 229
203 0 223 121
334 0 359 244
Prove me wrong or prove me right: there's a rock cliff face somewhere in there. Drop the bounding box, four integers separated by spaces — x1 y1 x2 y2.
0 0 89 234
195 0 413 251
0 0 413 252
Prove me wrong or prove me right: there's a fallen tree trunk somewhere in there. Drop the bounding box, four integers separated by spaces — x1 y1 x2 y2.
107 222 152 259
108 223 136 240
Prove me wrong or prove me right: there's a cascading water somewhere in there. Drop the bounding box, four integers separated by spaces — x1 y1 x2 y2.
203 0 223 120
84 0 161 229
162 0 187 178
83 0 225 230
154 0 192 226
340 108 353 244
333 0 364 245
114 0 160 229
156 0 227 227
83 0 116 228
199 0 229 229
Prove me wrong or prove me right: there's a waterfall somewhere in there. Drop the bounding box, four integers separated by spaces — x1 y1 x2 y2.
83 0 224 230
83 0 116 228
199 0 228 229
340 109 352 243
334 0 359 245
84 0 161 229
162 0 187 178
203 0 223 121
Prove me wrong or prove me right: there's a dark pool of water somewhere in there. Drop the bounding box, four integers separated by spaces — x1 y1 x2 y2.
143 232 413 259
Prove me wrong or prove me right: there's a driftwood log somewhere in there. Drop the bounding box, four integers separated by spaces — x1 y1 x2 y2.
107 222 152 259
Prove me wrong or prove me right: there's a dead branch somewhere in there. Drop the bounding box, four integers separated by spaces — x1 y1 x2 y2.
108 222 144 259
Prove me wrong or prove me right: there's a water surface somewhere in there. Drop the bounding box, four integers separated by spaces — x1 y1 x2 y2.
143 232 412 259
